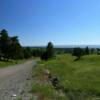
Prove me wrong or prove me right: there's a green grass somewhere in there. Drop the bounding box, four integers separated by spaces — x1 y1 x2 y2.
32 54 100 100
32 82 67 100
0 59 26 68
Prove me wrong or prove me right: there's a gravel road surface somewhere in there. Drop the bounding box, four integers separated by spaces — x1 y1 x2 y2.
0 60 36 100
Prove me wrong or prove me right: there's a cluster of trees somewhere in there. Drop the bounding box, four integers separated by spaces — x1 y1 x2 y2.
33 49 42 57
72 47 90 60
0 29 32 61
0 29 55 61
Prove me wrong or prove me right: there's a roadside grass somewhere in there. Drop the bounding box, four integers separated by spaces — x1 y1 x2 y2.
17 97 22 100
0 59 27 68
32 54 100 100
32 82 67 100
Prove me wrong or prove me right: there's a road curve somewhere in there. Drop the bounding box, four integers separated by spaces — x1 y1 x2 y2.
0 60 36 100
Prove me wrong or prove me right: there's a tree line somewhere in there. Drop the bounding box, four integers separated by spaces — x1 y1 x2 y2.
1 29 99 62
0 29 33 61
72 46 100 60
0 29 55 61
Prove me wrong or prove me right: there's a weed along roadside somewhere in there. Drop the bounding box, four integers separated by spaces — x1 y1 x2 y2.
0 59 25 68
0 59 32 68
31 54 100 100
31 63 67 99
44 69 66 96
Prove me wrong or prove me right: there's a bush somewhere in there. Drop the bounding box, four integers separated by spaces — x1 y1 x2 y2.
72 47 84 60
41 51 48 61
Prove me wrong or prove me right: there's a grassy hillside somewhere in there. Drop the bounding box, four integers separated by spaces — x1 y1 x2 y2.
32 54 100 100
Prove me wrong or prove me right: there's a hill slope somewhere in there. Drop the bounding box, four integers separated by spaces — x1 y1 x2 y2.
32 54 100 100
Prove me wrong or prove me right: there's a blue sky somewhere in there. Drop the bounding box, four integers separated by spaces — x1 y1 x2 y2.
0 0 100 46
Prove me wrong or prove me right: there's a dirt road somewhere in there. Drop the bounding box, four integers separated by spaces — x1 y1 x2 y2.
0 60 36 100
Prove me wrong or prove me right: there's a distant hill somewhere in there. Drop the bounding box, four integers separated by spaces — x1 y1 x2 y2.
54 45 100 48
27 45 100 49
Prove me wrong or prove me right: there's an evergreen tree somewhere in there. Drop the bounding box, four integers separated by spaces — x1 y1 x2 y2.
46 42 54 58
23 47 32 59
85 46 89 55
0 29 24 60
41 51 48 61
41 42 55 60
0 29 9 60
72 47 83 60
33 49 42 57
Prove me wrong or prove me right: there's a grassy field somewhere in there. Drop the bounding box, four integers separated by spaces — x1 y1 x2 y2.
32 54 100 100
